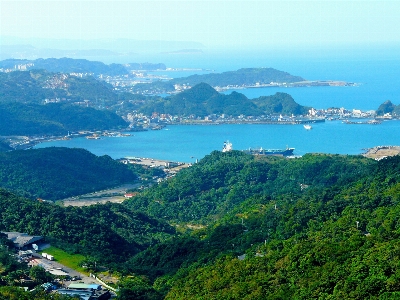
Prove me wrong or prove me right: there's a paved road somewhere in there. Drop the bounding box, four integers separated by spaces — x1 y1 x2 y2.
30 254 97 287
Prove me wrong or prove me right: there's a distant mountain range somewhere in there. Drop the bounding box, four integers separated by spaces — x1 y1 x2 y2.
0 57 166 75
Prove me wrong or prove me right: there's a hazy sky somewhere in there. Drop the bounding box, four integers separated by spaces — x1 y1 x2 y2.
1 1 400 49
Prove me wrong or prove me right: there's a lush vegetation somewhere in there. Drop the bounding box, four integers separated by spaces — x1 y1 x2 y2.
2 148 400 298
40 246 87 274
160 155 400 299
123 151 374 223
133 67 304 93
253 92 311 115
0 189 175 265
0 102 127 136
0 147 136 200
139 83 309 117
121 153 400 299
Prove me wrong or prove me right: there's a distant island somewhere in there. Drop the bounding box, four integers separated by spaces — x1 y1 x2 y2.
131 67 355 94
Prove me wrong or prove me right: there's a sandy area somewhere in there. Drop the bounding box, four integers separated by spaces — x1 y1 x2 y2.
363 146 400 160
59 158 191 207
60 183 139 207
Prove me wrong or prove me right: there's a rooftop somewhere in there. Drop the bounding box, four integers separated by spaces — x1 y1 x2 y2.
2 231 43 248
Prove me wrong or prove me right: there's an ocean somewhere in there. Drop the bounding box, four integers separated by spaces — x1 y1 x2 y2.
34 47 400 162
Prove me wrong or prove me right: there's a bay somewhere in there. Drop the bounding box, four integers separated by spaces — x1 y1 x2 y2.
34 48 400 162
34 120 400 163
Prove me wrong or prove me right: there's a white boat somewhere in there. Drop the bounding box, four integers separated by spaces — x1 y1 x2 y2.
303 124 312 130
222 141 233 152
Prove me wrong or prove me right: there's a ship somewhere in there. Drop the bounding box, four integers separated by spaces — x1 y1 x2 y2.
223 142 294 156
243 146 295 156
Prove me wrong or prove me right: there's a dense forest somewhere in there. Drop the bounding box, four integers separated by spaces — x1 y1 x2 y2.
0 147 136 200
122 152 400 299
139 83 310 117
0 102 127 135
2 147 400 298
253 92 311 115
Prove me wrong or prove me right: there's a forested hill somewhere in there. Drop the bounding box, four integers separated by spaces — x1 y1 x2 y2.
0 189 175 265
0 147 136 200
172 67 305 86
376 100 400 116
123 151 375 224
2 148 400 298
0 102 127 135
120 152 400 299
132 67 305 93
139 82 310 116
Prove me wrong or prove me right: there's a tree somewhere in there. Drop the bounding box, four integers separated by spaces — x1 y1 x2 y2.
29 266 52 284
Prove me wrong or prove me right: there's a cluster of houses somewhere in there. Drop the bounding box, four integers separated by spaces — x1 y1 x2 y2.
1 231 112 299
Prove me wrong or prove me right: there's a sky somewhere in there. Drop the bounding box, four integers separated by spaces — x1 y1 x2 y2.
1 0 400 50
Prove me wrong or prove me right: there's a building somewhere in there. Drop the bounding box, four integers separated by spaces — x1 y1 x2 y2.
2 232 43 249
57 288 111 300
68 283 102 291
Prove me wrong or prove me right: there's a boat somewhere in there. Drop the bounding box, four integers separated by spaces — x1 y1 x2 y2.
243 146 295 156
222 141 233 152
304 124 312 130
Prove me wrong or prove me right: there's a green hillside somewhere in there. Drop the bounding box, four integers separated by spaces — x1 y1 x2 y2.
140 83 309 117
0 189 175 265
0 102 127 135
162 155 400 299
119 152 400 299
0 147 136 200
376 100 400 116
253 92 311 115
2 148 400 299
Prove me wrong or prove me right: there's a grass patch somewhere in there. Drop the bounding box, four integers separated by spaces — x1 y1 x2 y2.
40 246 88 274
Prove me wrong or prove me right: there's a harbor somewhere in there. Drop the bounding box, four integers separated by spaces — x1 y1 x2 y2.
33 120 400 163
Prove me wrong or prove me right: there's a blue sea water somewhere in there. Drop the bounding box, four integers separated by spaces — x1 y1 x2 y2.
34 48 400 162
